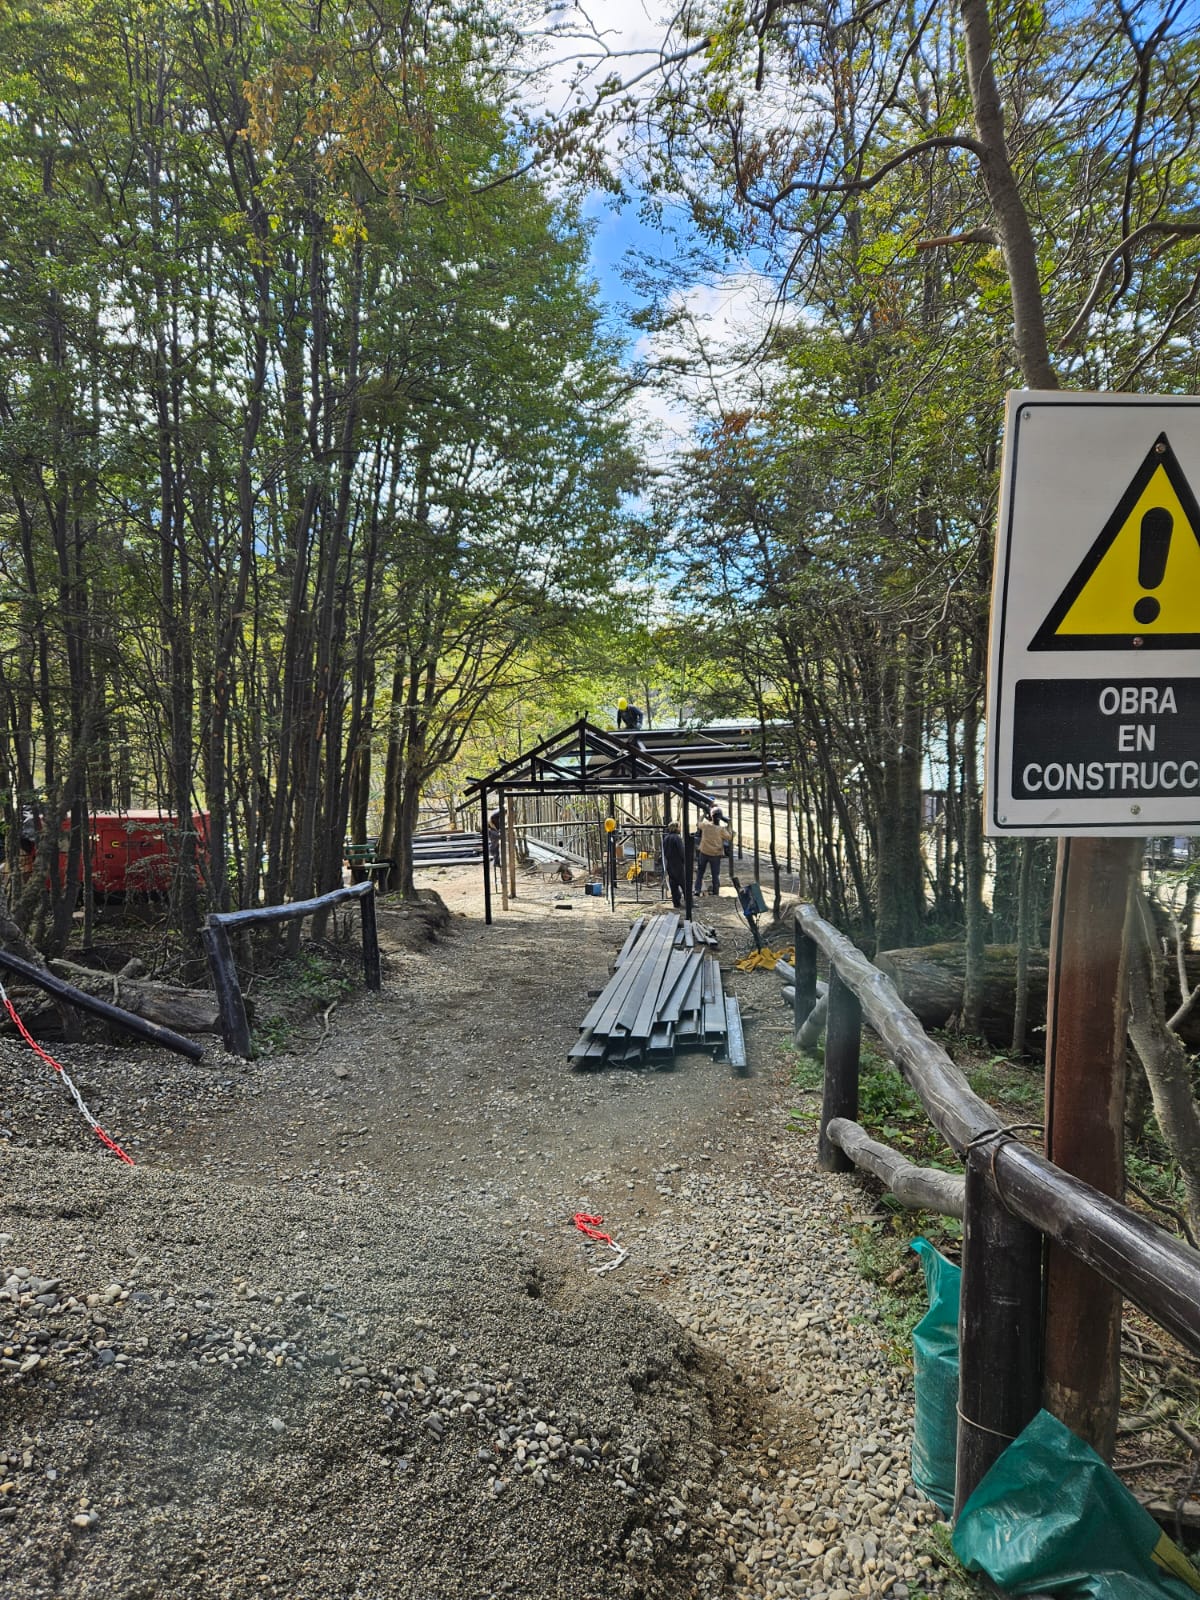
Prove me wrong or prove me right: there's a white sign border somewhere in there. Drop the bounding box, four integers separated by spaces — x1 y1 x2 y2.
985 389 1200 838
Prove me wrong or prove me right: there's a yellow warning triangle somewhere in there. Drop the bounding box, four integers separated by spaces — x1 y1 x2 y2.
1031 432 1200 650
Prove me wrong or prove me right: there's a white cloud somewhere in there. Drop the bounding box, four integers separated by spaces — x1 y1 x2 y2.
512 5 796 459
516 0 685 157
624 271 796 461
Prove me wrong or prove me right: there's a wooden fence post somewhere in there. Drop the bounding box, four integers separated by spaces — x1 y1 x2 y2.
1042 835 1140 1459
819 968 860 1173
202 920 253 1058
359 887 381 991
955 1138 1044 1515
793 913 817 1045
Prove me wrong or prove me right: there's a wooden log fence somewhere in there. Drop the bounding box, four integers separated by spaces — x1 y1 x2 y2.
792 902 1200 1519
820 970 860 1173
203 882 381 1058
825 1117 965 1218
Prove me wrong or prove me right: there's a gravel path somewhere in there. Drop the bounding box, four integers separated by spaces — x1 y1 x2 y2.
0 867 956 1598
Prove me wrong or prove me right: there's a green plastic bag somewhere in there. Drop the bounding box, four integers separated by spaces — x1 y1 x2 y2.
910 1235 961 1516
952 1408 1200 1598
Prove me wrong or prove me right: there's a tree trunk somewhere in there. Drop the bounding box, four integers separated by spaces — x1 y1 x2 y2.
1126 888 1200 1243
1012 839 1037 1054
45 960 231 1035
960 0 1057 390
959 670 987 1032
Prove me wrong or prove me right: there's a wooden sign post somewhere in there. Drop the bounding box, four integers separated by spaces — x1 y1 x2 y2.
986 391 1200 1454
1041 835 1140 1454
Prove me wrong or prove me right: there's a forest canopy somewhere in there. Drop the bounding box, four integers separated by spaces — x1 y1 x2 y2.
0 0 1198 967
0 0 640 949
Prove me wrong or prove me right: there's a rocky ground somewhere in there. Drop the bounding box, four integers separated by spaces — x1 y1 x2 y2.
0 862 958 1599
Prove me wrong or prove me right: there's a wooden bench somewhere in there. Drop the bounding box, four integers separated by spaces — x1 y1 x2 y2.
345 840 394 887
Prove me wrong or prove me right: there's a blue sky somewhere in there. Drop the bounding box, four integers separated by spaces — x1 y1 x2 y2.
535 5 786 450
583 192 653 317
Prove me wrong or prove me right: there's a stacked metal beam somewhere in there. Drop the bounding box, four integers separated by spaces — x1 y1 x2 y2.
570 914 746 1069
412 830 484 867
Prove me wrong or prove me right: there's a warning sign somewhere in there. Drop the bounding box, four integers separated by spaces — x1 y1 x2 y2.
985 392 1200 836
1031 433 1200 649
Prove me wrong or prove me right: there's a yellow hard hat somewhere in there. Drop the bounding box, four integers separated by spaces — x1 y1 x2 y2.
603 817 617 833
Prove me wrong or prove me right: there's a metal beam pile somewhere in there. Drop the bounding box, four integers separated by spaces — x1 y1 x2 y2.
412 830 484 867
570 913 746 1070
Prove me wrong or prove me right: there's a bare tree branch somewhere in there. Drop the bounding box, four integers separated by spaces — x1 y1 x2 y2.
763 134 984 209
915 226 999 251
1058 220 1200 347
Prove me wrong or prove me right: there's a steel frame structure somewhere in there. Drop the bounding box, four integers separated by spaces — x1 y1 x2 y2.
465 719 721 924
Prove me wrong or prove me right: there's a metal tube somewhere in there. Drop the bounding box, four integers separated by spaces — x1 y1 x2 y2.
683 792 694 922
499 791 509 912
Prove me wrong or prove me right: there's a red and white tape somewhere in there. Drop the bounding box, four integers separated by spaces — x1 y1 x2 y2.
1 981 134 1166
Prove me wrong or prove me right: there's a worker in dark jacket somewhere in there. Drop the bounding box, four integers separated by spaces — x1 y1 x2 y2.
662 820 686 908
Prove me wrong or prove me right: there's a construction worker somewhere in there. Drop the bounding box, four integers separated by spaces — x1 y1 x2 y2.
694 809 733 896
662 820 687 908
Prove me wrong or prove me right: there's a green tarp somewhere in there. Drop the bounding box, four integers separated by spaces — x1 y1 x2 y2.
910 1235 961 1516
953 1409 1200 1598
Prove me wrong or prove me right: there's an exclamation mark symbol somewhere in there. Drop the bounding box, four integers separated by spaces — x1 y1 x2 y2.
1133 506 1172 625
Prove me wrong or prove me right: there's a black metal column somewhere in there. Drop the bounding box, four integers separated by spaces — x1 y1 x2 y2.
683 792 694 922
481 787 492 925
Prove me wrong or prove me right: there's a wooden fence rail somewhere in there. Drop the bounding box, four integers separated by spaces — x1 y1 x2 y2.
792 903 1200 1517
203 883 381 1058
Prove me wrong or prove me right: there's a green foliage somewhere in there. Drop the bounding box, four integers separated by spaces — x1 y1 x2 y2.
965 1051 1045 1121
0 0 642 932
615 0 1200 945
1126 1143 1195 1239
850 1212 935 1368
784 1039 962 1365
249 941 360 1057
787 1047 822 1130
912 1521 985 1598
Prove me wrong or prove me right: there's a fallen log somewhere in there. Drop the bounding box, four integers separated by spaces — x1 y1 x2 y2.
874 943 1049 1045
0 948 203 1058
46 959 232 1036
876 941 1200 1048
